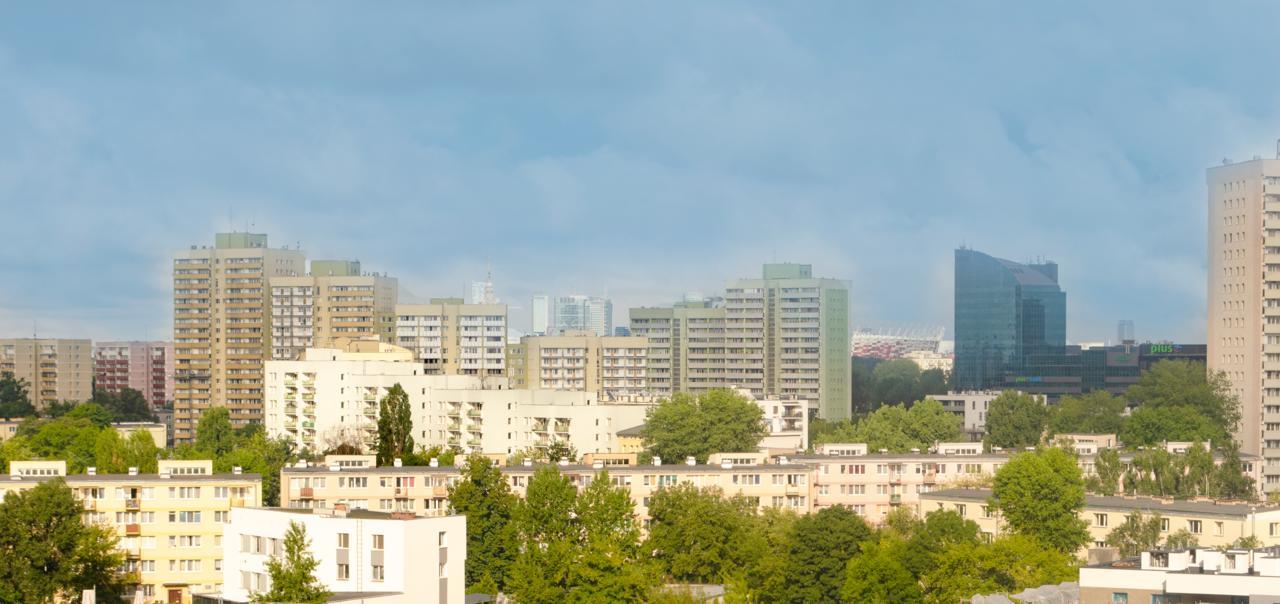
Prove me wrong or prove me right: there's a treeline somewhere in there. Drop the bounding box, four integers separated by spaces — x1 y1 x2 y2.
852 358 948 413
450 446 1091 603
0 371 157 422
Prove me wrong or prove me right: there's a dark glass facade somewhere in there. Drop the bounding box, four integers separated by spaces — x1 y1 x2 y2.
954 248 1066 391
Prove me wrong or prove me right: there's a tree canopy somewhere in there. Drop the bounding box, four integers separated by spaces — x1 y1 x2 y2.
1125 360 1240 435
1048 391 1126 436
814 398 961 452
0 372 35 419
376 383 415 466
991 447 1089 553
984 391 1048 450
449 454 519 592
642 389 767 463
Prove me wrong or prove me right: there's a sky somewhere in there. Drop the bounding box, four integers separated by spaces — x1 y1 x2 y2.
2 2 1279 343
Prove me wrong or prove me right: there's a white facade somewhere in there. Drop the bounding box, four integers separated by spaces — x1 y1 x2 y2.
264 347 653 456
736 388 809 452
931 391 1020 440
220 507 466 604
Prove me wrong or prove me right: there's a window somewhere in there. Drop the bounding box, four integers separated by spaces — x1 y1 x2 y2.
338 533 350 548
955 504 966 517
1110 593 1127 604
1161 518 1170 532
337 563 350 580
1095 514 1108 528
1188 520 1202 534
168 511 201 523
1214 521 1224 536
372 564 385 581
1271 522 1280 537
215 510 230 523
373 534 384 550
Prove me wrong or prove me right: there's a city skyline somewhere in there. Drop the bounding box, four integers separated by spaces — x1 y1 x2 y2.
6 3 1280 344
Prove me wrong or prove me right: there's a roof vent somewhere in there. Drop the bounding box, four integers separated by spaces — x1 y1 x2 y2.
559 457 570 467
86 467 96 476
393 458 403 468
160 472 171 479
429 458 439 468
685 456 696 466
653 456 662 466
233 466 243 475
721 462 734 469
522 459 532 467
592 461 604 469
779 456 789 464
910 448 920 453
328 464 340 472
128 467 139 476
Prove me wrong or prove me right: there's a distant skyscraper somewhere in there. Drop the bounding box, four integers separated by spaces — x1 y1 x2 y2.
173 233 306 443
469 267 498 305
1207 156 1280 490
1117 320 1135 345
953 248 1066 391
551 295 613 336
531 294 550 335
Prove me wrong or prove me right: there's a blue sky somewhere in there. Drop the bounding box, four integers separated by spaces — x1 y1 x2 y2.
1 2 1278 342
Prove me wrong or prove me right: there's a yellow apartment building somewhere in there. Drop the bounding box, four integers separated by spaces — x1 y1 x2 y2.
0 338 92 407
506 331 649 400
395 299 507 377
2 459 261 603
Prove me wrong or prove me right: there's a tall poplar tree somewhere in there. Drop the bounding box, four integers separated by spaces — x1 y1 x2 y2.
376 383 414 466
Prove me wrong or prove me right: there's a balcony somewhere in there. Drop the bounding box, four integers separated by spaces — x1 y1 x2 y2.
299 487 314 499
394 487 409 498
432 486 449 497
890 494 903 505
82 499 96 511
125 499 140 510
125 524 141 536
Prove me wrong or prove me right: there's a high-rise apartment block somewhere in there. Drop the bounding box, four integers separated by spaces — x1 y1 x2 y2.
173 233 306 443
395 299 507 377
270 260 398 361
0 338 92 407
550 294 613 336
94 341 175 407
506 331 648 400
1208 157 1280 490
630 264 851 420
953 248 1066 392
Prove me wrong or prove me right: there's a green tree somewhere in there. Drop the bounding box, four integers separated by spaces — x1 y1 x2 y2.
546 439 578 463
645 483 762 583
93 387 158 422
843 538 922 604
917 368 949 400
1165 529 1198 550
65 402 113 428
1183 441 1216 497
782 505 872 603
900 509 982 578
122 429 160 474
815 399 961 452
851 357 879 414
1049 391 1126 435
1105 511 1163 557
1126 360 1241 435
1120 405 1221 446
1086 448 1124 496
252 521 331 604
0 372 35 418
991 447 1089 553
21 417 102 473
568 470 656 603
195 406 236 457
870 359 921 406
1211 441 1256 500
984 391 1048 450
376 383 415 466
449 454 518 590
218 432 295 506
642 390 767 464
922 535 1076 604
0 479 125 603
92 428 129 474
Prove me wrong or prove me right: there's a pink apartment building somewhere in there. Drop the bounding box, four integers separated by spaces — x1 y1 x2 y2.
93 341 174 407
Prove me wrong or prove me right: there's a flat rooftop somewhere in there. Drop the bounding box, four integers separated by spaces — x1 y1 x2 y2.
923 488 1276 517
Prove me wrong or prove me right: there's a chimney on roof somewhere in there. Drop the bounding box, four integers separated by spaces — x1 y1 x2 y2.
653 456 662 466
393 458 403 468
559 457 570 467
592 461 604 469
233 466 243 475
329 464 340 472
128 467 139 476
86 467 96 476
429 458 439 468
685 456 696 466
522 459 532 467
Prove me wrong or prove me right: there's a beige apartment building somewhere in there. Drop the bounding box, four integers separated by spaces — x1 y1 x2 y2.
629 264 851 420
506 331 648 400
922 488 1280 554
2 459 261 604
629 298 727 397
280 455 813 524
395 299 507 377
1208 157 1280 493
270 260 398 361
173 233 306 443
0 338 92 407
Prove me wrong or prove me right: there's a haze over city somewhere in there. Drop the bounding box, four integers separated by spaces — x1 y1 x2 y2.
5 3 1280 342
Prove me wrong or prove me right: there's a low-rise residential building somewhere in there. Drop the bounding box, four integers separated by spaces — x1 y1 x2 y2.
903 350 953 374
739 388 810 452
395 299 507 377
280 457 814 524
505 331 649 400
218 506 465 604
931 391 1033 441
1 459 261 604
94 340 175 408
114 421 167 448
0 338 93 407
264 344 653 456
1081 547 1280 604
921 488 1280 553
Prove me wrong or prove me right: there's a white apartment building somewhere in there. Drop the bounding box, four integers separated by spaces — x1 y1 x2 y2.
1208 156 1280 492
219 506 465 604
395 299 507 377
931 391 1013 440
1081 547 1280 604
264 344 652 456
735 387 810 452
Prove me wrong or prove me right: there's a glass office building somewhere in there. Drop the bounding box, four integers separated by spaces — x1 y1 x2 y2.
953 248 1066 391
